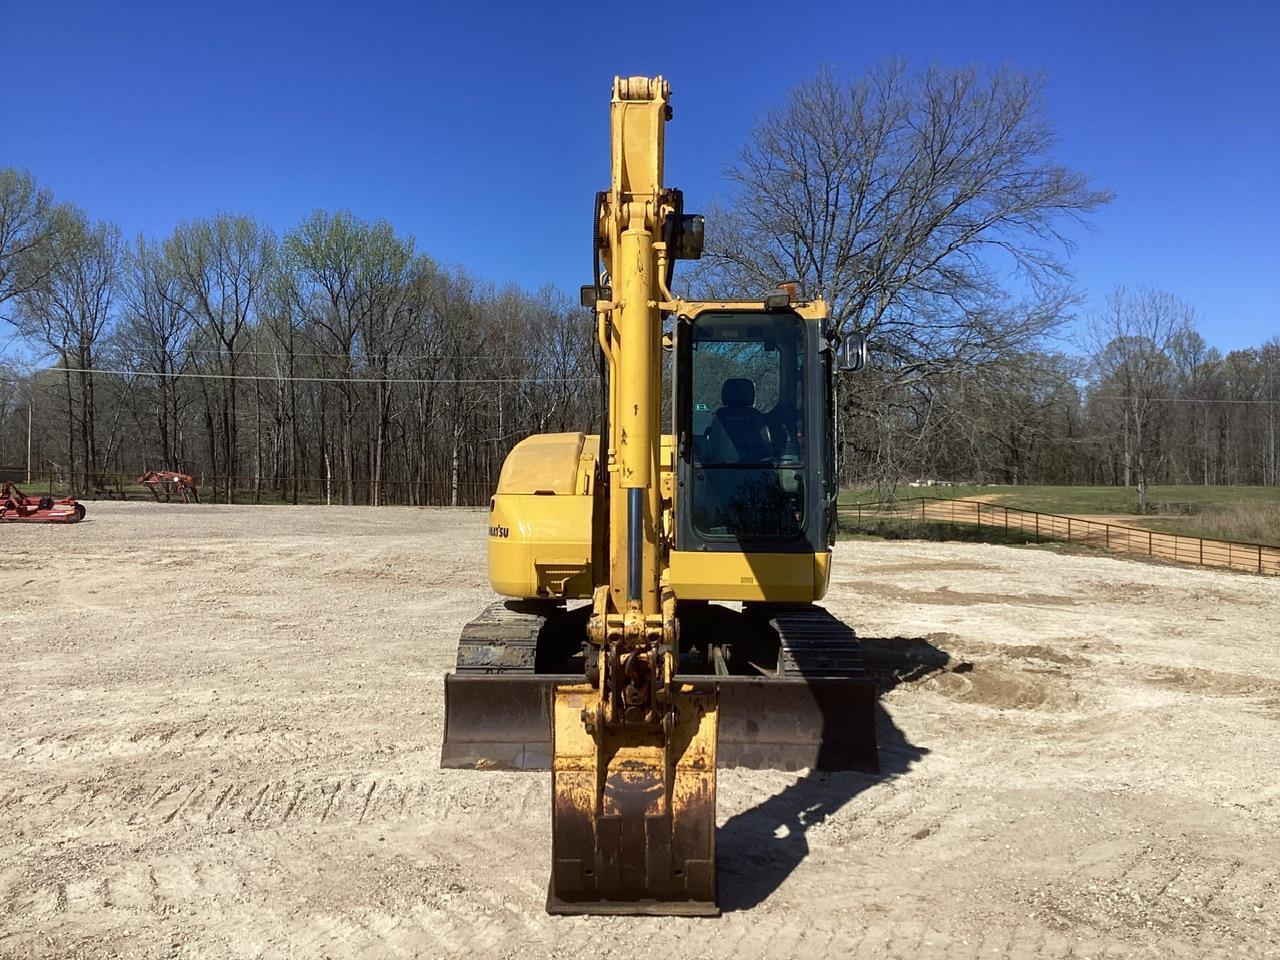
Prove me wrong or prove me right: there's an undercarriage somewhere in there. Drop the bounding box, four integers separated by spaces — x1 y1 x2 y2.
442 600 878 774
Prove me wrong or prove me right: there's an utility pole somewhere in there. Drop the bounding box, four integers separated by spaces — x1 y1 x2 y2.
26 400 33 483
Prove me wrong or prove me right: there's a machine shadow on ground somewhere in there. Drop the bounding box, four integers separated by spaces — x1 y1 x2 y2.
716 635 952 911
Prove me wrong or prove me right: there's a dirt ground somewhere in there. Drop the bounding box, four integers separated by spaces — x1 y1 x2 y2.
2 503 1278 959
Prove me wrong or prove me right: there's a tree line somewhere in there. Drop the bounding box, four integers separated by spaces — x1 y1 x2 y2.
0 185 596 505
689 62 1277 505
839 289 1279 511
1 63 1275 506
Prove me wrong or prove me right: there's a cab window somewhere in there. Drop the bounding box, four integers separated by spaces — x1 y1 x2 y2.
689 312 807 540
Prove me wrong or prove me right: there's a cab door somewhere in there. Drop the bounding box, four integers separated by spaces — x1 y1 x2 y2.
673 308 824 557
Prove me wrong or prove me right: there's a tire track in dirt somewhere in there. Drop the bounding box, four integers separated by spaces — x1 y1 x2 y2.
5 721 353 764
3 504 1279 958
0 772 553 837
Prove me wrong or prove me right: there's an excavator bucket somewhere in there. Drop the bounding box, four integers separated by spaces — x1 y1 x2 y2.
548 683 718 916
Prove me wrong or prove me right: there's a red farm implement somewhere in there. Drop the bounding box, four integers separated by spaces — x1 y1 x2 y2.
1 482 86 523
138 470 200 503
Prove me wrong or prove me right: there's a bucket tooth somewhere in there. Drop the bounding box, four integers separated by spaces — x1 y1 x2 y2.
548 683 718 916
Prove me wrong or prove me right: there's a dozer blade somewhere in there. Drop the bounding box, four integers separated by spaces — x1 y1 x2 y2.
717 675 877 772
441 673 558 770
548 682 718 916
440 600 581 771
441 602 878 775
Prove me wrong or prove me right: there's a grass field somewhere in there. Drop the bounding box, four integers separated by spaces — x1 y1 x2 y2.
840 484 1280 546
839 517 1051 547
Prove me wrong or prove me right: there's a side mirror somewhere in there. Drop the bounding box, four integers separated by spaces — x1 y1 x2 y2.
837 332 869 373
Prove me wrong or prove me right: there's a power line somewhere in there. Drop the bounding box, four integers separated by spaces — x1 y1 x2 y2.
1 366 593 386
4 368 1273 401
2 337 585 366
1092 395 1280 406
148 346 579 362
53 366 588 386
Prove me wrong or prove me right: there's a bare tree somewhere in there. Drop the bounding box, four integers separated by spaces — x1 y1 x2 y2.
356 237 422 507
688 62 1111 481
10 171 1271 506
1264 338 1280 487
283 211 364 504
283 211 422 504
164 215 274 502
117 236 195 470
254 265 304 503
697 62 1111 350
0 360 27 468
1088 287 1196 512
13 206 121 493
0 168 58 317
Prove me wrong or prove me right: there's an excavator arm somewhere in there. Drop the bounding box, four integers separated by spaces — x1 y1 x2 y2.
548 76 719 916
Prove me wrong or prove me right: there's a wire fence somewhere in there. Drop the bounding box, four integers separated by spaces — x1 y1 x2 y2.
840 497 1280 577
12 467 1277 576
11 471 494 508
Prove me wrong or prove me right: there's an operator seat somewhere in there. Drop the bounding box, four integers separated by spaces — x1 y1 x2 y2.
705 377 772 463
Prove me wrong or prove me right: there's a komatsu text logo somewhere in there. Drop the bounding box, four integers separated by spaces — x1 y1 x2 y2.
489 524 510 538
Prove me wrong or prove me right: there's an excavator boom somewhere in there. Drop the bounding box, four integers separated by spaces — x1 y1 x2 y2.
545 76 719 915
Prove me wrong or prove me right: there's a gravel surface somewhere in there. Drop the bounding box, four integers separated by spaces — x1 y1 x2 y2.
2 502 1278 958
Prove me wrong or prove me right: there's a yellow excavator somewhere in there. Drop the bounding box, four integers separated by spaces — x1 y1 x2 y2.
442 76 874 916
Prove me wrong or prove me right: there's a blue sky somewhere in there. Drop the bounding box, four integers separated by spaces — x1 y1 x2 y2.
1 0 1276 352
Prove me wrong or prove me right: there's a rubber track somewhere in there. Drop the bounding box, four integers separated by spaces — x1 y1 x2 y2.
456 601 871 679
453 601 546 674
767 605 872 679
